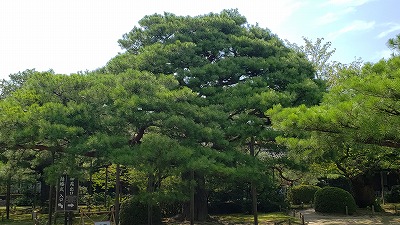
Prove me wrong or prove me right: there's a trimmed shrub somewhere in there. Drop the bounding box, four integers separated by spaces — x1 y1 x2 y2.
314 187 357 215
288 185 321 205
119 197 162 225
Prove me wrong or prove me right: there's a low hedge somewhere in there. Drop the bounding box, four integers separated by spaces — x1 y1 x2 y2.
288 185 321 205
314 187 357 215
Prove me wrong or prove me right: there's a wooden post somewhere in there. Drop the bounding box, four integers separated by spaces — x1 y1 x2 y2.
372 205 375 215
301 214 305 225
345 206 348 215
64 211 68 225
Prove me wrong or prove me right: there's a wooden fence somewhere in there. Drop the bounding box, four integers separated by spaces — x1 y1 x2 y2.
274 210 305 225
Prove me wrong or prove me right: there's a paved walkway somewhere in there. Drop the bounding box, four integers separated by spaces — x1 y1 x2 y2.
298 208 400 225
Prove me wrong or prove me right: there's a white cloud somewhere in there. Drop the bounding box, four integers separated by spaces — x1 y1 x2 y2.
316 7 355 25
260 0 305 31
374 49 393 60
328 20 376 40
0 0 306 79
323 0 374 6
377 23 400 39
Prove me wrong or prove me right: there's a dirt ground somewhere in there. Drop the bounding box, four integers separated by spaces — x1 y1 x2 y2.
298 208 400 225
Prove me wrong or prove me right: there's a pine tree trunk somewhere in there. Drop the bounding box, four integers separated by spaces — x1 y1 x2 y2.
190 170 194 225
250 136 258 225
48 184 53 225
5 179 10 220
182 172 208 221
114 164 121 225
147 173 155 225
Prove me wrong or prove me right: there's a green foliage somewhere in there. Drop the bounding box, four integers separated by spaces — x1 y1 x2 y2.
386 185 400 203
269 56 400 181
372 198 383 212
314 187 357 215
0 10 327 218
0 69 37 99
111 10 325 219
119 197 162 225
286 37 336 80
287 185 321 205
318 176 352 193
387 33 400 56
208 173 286 214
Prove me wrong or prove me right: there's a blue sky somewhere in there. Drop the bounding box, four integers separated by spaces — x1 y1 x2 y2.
1 0 399 80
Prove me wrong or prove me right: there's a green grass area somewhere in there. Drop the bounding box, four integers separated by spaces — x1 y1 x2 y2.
217 212 297 224
0 209 112 225
0 211 298 225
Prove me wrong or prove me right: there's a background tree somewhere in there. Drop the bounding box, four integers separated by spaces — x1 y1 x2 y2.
387 33 400 56
269 56 400 207
285 37 336 80
286 37 364 87
0 69 37 99
0 150 36 219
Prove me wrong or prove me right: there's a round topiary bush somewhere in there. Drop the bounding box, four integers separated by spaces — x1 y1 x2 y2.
119 197 162 225
288 185 321 205
314 187 357 215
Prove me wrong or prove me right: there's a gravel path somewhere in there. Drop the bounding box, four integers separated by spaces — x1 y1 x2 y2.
298 208 400 225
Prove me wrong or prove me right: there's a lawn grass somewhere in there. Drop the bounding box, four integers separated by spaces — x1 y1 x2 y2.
0 212 297 225
0 210 111 225
0 207 298 225
217 212 297 224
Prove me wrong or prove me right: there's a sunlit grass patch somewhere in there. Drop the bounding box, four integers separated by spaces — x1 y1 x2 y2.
217 212 294 223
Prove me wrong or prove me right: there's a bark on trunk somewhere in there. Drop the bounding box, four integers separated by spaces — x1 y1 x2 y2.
114 164 121 225
147 173 155 225
250 136 258 225
104 166 108 208
6 179 10 220
182 172 208 221
351 176 375 208
190 170 194 225
48 184 53 225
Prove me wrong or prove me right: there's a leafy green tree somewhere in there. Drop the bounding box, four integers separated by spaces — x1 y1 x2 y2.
0 69 37 99
0 71 123 223
286 37 336 80
0 150 36 219
0 65 225 224
387 33 400 55
111 9 325 223
269 56 400 206
285 37 364 88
